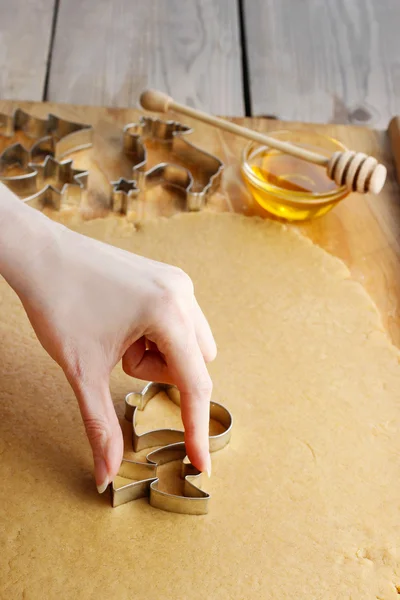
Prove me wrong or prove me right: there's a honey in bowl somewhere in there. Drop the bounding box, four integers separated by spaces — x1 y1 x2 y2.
241 131 350 221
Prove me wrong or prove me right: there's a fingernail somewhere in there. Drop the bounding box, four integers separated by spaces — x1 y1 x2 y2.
94 454 109 494
205 455 212 478
97 477 109 494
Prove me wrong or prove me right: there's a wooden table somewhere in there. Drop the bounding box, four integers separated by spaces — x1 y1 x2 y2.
1 1 400 128
1 99 400 346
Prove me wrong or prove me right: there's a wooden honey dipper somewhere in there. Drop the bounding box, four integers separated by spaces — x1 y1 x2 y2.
140 89 387 195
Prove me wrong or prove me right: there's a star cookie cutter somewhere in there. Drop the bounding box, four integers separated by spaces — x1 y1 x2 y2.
111 383 233 515
0 109 93 207
110 116 224 214
0 143 89 209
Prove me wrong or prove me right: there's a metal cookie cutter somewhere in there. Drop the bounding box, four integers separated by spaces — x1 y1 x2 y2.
0 108 93 154
111 383 233 515
110 116 224 214
0 143 89 209
0 109 93 207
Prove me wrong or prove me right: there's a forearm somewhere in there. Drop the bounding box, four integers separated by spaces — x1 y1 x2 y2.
0 184 62 296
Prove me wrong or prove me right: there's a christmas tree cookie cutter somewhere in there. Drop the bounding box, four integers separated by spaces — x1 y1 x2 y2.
111 383 233 515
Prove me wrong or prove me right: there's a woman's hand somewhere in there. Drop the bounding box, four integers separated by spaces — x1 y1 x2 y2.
0 185 216 492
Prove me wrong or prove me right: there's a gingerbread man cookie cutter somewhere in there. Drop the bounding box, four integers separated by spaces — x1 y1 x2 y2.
110 116 224 214
111 383 233 515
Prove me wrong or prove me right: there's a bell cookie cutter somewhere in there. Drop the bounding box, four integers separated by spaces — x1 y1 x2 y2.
0 108 93 207
111 382 233 515
110 116 224 214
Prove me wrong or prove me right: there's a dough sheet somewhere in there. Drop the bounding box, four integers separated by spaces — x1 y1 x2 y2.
1 212 400 599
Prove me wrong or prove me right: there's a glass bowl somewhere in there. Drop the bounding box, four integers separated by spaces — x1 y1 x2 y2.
241 130 350 221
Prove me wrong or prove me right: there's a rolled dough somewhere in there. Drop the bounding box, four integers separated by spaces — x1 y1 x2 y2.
1 212 400 599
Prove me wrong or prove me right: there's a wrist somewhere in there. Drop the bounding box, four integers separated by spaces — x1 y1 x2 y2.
0 184 66 297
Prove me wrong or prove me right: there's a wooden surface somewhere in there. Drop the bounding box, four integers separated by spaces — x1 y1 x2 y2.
1 99 400 347
47 0 244 115
244 0 400 127
1 0 400 125
0 0 55 100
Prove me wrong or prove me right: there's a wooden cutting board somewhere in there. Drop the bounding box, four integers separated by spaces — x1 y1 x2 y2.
1 99 400 344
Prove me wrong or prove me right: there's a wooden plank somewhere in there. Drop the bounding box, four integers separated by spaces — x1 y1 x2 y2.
0 99 399 343
244 0 400 128
0 0 55 101
47 0 244 115
389 117 400 187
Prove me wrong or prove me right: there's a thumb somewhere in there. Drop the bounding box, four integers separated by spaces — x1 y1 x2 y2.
70 375 124 494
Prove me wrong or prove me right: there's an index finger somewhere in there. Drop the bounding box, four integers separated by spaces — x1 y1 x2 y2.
155 323 212 475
